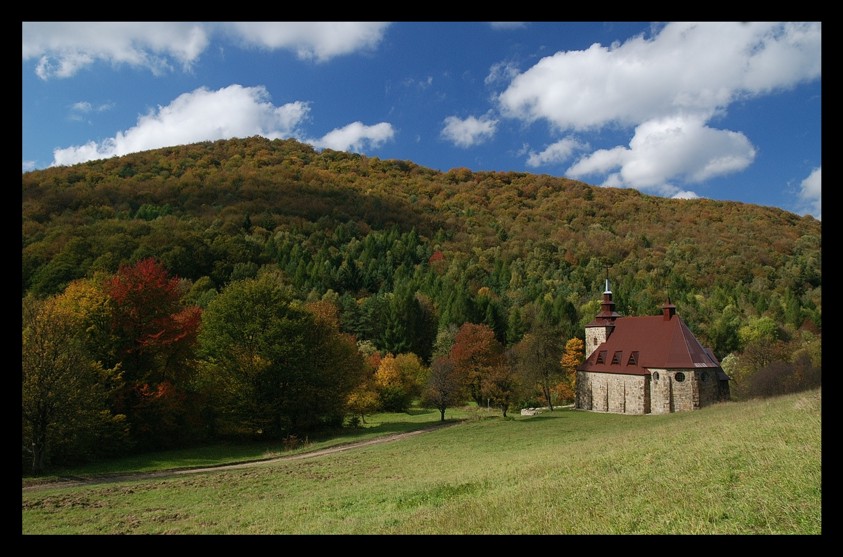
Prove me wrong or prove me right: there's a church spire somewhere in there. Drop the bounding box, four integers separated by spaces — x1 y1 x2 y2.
662 292 676 320
596 266 619 324
583 266 620 358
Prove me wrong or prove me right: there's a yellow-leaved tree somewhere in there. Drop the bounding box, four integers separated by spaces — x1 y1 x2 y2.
556 337 584 404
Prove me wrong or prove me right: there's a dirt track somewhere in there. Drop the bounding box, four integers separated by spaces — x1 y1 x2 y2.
22 422 455 493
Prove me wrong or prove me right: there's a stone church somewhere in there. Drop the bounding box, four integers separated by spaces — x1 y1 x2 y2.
576 279 731 414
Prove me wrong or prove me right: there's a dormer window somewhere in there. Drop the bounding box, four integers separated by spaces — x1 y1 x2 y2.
611 351 622 365
596 350 607 364
627 351 639 366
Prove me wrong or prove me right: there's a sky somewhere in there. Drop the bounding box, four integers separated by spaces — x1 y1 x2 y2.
22 22 822 220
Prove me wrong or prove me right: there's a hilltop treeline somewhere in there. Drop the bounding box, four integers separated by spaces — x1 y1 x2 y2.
22 136 821 471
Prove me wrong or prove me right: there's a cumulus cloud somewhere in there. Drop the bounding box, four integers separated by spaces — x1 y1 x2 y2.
526 137 587 167
566 115 756 191
797 167 821 219
311 122 395 152
220 22 390 62
51 84 310 166
498 22 819 192
499 22 821 130
23 22 209 79
23 22 390 79
441 114 498 147
22 160 36 172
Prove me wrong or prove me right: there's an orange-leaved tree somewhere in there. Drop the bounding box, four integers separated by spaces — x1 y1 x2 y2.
449 322 504 407
556 337 584 404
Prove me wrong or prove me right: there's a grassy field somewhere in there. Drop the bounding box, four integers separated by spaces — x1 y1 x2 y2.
21 389 821 534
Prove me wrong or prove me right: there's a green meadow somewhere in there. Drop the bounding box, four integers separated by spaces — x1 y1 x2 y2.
22 389 821 535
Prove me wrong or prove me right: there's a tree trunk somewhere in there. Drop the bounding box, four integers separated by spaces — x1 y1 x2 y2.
542 383 554 411
439 407 446 421
31 429 47 475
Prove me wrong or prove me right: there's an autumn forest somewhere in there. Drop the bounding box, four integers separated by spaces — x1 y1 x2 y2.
22 136 822 474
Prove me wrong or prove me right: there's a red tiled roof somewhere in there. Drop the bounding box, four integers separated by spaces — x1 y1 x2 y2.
578 314 721 375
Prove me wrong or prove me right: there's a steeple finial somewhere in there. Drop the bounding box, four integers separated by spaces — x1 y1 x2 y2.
604 265 611 294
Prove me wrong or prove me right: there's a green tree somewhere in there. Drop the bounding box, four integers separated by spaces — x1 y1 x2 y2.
512 323 564 410
198 274 365 437
22 295 128 474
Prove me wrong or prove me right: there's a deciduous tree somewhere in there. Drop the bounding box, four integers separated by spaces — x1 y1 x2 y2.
512 323 564 410
449 323 504 407
199 274 365 437
22 295 128 473
422 356 466 421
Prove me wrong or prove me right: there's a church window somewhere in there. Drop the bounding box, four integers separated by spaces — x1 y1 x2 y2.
653 372 660 381
701 371 709 381
675 372 686 382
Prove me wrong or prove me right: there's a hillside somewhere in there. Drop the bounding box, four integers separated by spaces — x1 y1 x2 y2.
22 136 821 357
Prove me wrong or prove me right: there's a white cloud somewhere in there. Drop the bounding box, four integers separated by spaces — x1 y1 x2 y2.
311 122 395 152
22 160 36 172
221 22 390 62
497 22 819 197
23 22 390 79
526 137 587 167
51 84 310 166
797 167 821 220
499 22 821 130
69 100 114 119
441 114 498 148
485 61 520 86
23 22 209 79
71 101 93 113
671 191 700 200
567 115 756 190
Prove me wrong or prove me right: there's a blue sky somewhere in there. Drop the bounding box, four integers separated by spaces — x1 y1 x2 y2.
22 22 821 219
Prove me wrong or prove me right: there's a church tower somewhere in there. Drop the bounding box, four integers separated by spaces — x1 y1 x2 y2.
584 275 620 358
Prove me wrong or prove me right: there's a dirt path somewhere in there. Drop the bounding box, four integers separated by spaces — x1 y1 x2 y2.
22 422 456 493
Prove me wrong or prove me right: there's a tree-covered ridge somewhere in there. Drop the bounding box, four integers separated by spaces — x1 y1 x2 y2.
23 136 821 345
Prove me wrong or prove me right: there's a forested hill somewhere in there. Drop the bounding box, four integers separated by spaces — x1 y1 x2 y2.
22 135 821 360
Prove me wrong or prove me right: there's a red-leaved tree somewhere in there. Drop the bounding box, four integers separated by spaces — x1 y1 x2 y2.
106 258 202 449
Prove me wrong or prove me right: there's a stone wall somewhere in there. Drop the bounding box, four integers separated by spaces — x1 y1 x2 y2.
584 327 610 359
576 372 649 415
578 368 723 415
650 368 723 414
